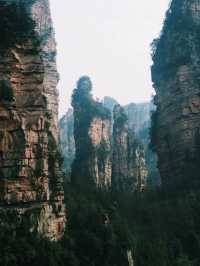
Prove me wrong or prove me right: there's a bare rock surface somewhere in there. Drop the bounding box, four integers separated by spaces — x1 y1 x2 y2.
0 0 65 240
152 0 200 186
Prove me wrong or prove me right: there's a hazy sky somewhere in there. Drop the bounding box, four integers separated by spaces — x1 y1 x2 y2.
50 0 170 117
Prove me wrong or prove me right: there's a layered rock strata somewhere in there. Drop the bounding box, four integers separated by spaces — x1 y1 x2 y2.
0 0 65 240
72 76 112 187
59 98 160 186
151 0 200 186
112 105 148 191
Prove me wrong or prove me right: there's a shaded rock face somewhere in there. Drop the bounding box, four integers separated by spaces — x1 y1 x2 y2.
59 108 75 176
151 0 200 187
103 98 160 187
0 0 65 240
112 105 148 191
103 97 153 135
72 76 112 187
124 102 161 187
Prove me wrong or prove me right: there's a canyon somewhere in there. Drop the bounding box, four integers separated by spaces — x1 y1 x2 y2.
2 1 200 265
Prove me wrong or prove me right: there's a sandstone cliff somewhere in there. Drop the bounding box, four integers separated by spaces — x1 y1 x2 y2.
59 97 160 187
151 0 200 186
112 105 148 191
103 98 160 187
0 0 65 240
71 76 112 187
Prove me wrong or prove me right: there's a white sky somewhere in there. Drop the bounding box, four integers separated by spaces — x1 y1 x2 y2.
50 0 170 117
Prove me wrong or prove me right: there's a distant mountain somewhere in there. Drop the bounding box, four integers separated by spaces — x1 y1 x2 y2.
124 102 155 134
59 108 75 176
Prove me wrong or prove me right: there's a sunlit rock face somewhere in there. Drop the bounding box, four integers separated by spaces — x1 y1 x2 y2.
71 76 112 187
88 117 112 186
112 105 148 191
0 0 65 240
151 0 200 187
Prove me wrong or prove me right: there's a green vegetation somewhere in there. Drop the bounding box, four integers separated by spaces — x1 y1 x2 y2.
151 0 200 85
71 76 111 186
2 183 200 266
0 2 36 50
2 1 200 265
97 139 110 162
0 80 14 102
113 105 128 131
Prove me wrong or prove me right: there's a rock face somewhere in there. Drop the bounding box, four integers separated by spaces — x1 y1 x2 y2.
71 76 112 187
112 105 148 191
0 0 65 240
151 0 200 186
59 97 160 187
59 108 75 176
124 102 153 135
103 98 160 187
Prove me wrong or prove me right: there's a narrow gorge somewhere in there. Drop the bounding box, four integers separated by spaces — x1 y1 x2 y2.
2 1 200 266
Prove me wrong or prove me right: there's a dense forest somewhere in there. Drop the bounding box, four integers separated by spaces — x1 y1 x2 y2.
2 183 200 266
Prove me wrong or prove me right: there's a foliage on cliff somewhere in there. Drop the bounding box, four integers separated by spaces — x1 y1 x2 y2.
71 76 111 186
72 76 111 127
0 1 36 50
113 104 128 131
0 80 14 102
151 0 200 85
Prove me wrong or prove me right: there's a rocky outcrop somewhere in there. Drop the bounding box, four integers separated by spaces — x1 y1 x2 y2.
151 0 200 186
0 0 65 240
112 105 148 191
59 108 75 176
59 96 160 187
59 97 160 187
71 76 112 187
124 102 160 187
124 102 153 134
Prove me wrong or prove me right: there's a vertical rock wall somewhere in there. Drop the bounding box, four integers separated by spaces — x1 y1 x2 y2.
72 76 112 187
151 0 200 186
112 105 148 191
0 0 65 240
59 108 75 176
88 117 112 186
